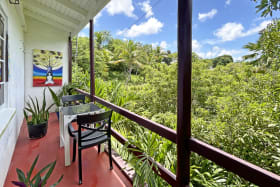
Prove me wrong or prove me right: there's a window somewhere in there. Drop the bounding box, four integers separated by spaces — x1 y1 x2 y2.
0 12 6 107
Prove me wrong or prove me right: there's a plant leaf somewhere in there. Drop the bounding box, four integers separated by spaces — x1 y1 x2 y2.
11 181 27 187
40 161 57 186
31 162 52 183
27 155 39 181
16 168 27 184
50 175 64 187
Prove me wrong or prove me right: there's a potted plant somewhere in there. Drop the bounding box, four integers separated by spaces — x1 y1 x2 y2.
12 155 63 187
23 89 53 139
48 87 62 119
48 84 74 119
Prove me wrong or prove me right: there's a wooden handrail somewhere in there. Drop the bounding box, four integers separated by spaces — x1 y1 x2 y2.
75 88 280 187
190 138 280 187
75 88 176 143
94 94 177 143
75 88 91 97
75 88 176 185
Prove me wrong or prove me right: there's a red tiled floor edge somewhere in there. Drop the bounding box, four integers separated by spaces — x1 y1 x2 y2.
4 113 132 187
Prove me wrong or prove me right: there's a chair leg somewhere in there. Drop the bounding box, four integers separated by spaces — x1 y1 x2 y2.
72 139 76 162
78 149 82 185
98 144 100 154
108 139 113 170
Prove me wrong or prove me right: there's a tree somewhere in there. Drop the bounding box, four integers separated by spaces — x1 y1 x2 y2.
71 31 280 186
251 0 280 17
140 44 156 66
162 50 173 65
72 37 90 71
155 46 163 63
243 19 280 67
192 52 201 62
112 40 143 83
95 31 111 50
212 55 233 67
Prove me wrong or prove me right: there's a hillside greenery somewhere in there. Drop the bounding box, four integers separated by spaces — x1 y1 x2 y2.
71 18 280 186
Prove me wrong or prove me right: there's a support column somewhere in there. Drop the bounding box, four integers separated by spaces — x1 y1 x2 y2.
176 0 192 186
89 19 95 102
68 35 72 83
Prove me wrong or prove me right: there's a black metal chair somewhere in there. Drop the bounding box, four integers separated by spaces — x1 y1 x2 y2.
62 95 85 107
61 95 85 162
76 110 113 185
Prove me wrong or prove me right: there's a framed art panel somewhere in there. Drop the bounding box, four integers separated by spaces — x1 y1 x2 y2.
33 49 63 87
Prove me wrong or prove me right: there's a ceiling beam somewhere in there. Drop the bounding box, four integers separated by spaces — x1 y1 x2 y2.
24 0 80 26
24 9 74 32
56 0 88 17
88 0 104 21
14 2 27 31
73 0 109 35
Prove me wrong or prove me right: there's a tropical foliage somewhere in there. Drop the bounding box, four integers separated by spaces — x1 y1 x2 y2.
12 155 63 187
48 84 75 109
251 0 280 16
71 11 280 186
243 19 280 67
212 55 233 67
23 89 53 125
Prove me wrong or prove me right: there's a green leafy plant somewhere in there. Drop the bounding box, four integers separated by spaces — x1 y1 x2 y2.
61 83 75 96
124 127 161 187
48 84 74 109
251 0 280 17
23 89 54 125
12 155 63 187
48 87 62 108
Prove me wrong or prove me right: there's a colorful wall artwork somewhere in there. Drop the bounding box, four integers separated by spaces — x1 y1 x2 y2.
33 49 63 87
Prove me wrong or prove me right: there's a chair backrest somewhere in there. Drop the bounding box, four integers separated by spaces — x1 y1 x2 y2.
76 110 113 147
62 95 85 107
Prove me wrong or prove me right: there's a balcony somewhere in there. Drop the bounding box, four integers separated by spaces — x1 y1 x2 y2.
1 0 280 186
4 113 132 187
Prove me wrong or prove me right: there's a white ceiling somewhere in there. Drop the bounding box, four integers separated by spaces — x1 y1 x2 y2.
22 0 110 35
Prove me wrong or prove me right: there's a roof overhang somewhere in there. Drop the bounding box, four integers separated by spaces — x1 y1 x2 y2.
19 0 109 35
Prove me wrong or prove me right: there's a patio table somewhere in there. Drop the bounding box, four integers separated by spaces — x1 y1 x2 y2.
59 103 105 166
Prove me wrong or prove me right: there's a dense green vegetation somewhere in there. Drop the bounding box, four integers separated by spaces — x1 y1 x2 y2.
251 0 280 16
244 19 280 67
71 17 280 187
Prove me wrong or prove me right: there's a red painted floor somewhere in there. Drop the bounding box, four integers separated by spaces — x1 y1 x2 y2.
4 113 132 187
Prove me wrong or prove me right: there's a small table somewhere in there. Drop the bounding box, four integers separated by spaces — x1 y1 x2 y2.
59 103 104 166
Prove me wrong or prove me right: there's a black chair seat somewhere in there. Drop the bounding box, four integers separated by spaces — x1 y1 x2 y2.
76 131 108 148
70 127 91 137
73 110 113 185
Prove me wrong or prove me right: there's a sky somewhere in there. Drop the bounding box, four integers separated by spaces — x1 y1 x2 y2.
78 0 279 61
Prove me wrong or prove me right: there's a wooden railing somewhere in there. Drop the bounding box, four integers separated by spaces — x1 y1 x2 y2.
76 88 280 187
76 88 176 185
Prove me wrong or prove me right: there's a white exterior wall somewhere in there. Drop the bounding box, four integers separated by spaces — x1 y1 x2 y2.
24 17 69 112
0 1 25 186
0 3 69 186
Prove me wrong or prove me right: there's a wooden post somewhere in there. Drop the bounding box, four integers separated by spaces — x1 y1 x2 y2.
68 35 72 83
176 0 192 186
89 19 95 102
